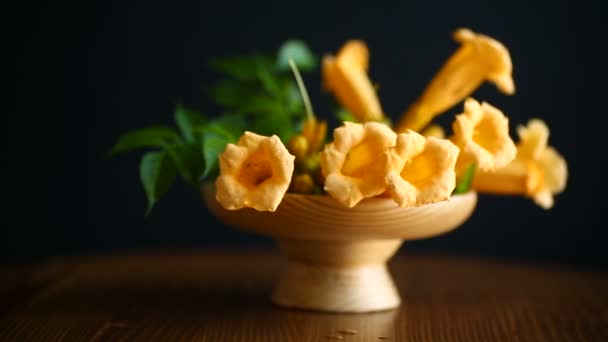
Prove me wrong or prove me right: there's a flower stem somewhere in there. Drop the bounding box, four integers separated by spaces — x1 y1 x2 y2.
288 58 314 121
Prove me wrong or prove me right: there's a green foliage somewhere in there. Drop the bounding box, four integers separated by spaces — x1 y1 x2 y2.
174 104 206 143
110 39 318 214
208 55 273 80
204 113 247 140
335 108 359 123
201 132 231 180
201 39 318 167
206 45 311 120
252 110 296 142
276 40 317 72
206 80 255 109
164 143 204 186
140 151 176 215
200 114 247 179
453 163 476 195
107 126 179 158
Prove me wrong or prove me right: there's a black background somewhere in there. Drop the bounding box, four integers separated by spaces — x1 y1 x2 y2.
12 0 608 268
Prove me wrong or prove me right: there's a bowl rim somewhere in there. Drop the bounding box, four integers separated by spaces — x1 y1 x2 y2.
202 184 477 241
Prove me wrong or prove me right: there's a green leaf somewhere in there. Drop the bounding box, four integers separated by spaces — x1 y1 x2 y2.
164 143 204 186
283 79 305 116
174 104 206 143
140 150 176 215
206 79 255 109
335 108 358 123
208 55 274 80
252 111 295 143
276 40 317 72
239 94 284 115
453 163 477 195
255 58 282 98
201 132 230 180
199 114 246 180
204 114 247 141
207 78 286 116
107 126 179 158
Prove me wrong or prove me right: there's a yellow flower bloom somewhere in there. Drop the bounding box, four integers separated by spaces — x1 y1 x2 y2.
320 122 396 207
451 98 516 172
385 131 459 207
322 40 384 122
472 119 567 209
396 28 514 133
215 131 295 212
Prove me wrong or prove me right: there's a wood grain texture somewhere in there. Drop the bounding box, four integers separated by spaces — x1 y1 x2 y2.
203 185 477 241
204 186 478 312
1 250 607 341
272 258 401 313
273 239 403 312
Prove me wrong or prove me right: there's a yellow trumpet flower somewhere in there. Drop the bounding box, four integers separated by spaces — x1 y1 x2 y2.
215 132 295 212
322 40 384 122
320 122 396 207
451 98 516 173
396 28 514 133
385 131 459 207
472 119 567 209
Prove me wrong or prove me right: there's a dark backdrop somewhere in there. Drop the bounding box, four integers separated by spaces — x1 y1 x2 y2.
13 0 608 268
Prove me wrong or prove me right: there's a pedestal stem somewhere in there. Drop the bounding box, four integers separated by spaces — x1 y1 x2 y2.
272 238 403 312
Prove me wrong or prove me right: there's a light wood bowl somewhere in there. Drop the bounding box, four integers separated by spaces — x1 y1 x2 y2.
203 185 477 313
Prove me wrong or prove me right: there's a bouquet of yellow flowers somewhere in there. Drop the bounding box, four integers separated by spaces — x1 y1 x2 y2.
110 28 567 214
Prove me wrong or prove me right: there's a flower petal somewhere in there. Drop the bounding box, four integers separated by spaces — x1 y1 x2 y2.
452 98 516 172
215 132 295 212
471 119 567 209
321 122 396 207
386 131 459 207
322 40 383 122
396 28 514 133
516 118 549 161
539 146 568 194
453 28 514 95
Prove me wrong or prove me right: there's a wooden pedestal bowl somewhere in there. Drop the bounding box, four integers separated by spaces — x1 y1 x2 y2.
203 186 477 313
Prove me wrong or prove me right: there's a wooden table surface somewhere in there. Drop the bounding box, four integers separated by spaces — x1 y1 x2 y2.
1 249 607 341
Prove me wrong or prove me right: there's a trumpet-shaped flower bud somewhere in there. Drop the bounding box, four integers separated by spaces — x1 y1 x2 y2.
320 122 396 207
322 40 384 122
385 131 459 207
451 98 516 172
287 134 309 160
302 118 327 155
396 28 514 133
472 119 567 209
216 132 295 212
291 173 315 194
